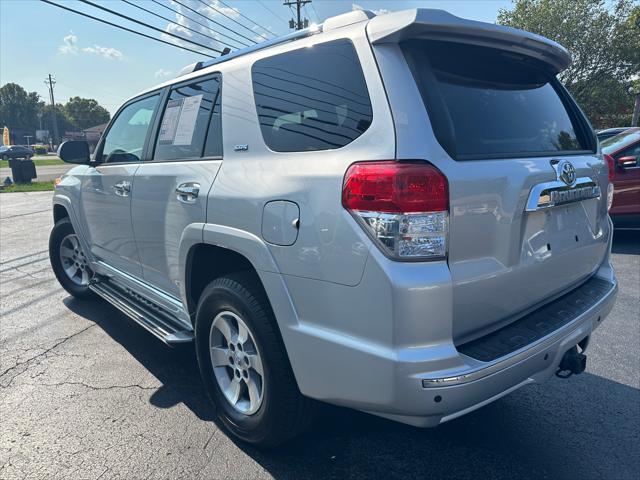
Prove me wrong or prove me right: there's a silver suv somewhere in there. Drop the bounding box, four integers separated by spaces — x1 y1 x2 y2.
50 9 618 447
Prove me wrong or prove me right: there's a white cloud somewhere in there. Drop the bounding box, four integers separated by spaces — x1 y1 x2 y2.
352 3 390 15
155 68 174 78
58 33 78 54
162 0 228 53
58 33 123 60
82 45 123 60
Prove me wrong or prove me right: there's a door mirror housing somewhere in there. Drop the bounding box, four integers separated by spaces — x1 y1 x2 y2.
58 141 91 164
617 155 638 169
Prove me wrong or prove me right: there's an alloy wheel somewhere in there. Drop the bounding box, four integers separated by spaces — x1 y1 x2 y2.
59 233 92 286
209 310 265 415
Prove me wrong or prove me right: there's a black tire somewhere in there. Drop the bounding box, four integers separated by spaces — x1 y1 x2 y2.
195 272 315 448
49 217 96 300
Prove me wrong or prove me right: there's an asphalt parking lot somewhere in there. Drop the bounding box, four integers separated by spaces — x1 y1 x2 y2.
0 191 638 480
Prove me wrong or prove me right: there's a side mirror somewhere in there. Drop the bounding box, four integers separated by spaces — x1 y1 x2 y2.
617 155 638 169
58 141 90 164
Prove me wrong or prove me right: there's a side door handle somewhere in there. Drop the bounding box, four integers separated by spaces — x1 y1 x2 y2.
112 180 131 197
176 182 200 204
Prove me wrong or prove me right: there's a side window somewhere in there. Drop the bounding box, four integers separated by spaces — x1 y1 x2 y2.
251 39 372 152
154 76 221 161
101 94 160 163
616 142 640 160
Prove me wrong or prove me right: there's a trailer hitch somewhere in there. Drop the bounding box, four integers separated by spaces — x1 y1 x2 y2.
556 346 587 378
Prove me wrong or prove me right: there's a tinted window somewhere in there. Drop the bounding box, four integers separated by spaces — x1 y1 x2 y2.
601 129 640 155
101 94 159 163
403 40 588 159
252 39 372 152
154 76 221 161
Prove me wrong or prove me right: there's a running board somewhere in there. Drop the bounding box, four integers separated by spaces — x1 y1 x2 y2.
89 281 194 345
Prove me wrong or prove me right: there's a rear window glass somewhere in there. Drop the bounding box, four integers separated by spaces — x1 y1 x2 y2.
601 129 640 154
402 40 589 160
251 39 372 152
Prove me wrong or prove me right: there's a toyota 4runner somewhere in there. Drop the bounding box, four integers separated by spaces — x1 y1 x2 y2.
50 9 618 447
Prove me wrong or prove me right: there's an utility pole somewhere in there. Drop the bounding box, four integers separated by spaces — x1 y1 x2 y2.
44 74 59 147
284 0 311 30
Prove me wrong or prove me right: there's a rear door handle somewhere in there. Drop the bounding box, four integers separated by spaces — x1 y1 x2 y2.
112 180 131 197
176 182 200 204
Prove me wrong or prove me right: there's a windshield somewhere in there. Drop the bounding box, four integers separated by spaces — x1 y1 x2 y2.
601 128 640 154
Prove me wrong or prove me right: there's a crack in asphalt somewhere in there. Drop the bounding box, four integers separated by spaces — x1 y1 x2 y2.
0 249 49 266
25 381 158 391
0 209 51 220
0 324 95 388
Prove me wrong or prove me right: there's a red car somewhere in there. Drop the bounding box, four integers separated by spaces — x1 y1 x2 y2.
602 127 640 228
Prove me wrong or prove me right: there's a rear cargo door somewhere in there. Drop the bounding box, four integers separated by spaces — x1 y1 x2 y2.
368 10 610 343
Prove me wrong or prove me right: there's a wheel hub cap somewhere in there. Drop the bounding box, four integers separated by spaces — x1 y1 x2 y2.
209 311 265 415
59 233 92 287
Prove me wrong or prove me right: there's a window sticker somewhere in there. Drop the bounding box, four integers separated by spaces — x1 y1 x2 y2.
173 94 203 146
158 99 183 144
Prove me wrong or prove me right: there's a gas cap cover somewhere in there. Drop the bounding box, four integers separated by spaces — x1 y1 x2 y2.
262 200 300 246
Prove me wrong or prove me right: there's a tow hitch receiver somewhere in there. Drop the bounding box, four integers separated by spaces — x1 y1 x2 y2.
556 346 587 378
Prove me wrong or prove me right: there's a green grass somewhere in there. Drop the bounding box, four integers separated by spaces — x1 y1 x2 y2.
0 157 63 167
0 181 55 193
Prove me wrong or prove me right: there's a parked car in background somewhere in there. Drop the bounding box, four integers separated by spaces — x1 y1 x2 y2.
602 127 640 228
49 8 617 447
0 145 34 160
597 127 632 141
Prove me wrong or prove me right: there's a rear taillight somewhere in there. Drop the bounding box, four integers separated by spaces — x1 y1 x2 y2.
604 154 615 211
342 161 449 260
604 154 615 182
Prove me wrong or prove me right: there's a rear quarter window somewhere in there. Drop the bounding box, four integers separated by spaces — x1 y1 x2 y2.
402 40 594 160
251 39 372 152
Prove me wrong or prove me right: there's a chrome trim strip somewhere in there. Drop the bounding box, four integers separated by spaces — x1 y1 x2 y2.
525 176 600 212
420 279 617 387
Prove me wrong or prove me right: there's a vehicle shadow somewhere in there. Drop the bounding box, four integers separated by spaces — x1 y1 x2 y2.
612 229 640 254
64 297 639 480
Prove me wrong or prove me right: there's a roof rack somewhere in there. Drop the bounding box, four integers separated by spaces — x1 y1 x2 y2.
177 25 323 78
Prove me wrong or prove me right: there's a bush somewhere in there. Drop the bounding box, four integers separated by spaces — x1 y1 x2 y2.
32 145 48 155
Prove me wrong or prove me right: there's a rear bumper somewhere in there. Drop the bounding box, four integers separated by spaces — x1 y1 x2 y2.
373 274 617 427
276 247 617 427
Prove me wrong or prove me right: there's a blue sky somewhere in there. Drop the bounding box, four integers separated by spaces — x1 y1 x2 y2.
1 0 512 114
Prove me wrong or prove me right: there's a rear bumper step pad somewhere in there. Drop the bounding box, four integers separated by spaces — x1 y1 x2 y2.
457 276 613 362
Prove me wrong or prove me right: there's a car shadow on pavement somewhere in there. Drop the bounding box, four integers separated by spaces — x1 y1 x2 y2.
612 229 640 254
63 296 639 480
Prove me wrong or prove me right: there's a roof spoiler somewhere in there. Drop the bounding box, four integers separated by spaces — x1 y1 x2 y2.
366 9 571 74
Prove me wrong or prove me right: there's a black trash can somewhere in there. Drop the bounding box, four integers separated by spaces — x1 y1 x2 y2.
8 159 37 184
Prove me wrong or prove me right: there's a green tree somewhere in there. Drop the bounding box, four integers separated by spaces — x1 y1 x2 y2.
42 103 75 135
498 0 640 128
0 83 41 130
63 96 110 130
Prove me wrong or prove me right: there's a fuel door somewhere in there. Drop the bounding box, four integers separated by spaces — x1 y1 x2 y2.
262 200 300 246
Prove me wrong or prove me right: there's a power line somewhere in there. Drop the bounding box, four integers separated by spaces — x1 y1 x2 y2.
121 0 245 51
284 0 311 30
194 0 272 41
257 0 288 24
40 0 216 58
77 0 223 54
149 0 249 48
171 0 258 45
217 0 278 37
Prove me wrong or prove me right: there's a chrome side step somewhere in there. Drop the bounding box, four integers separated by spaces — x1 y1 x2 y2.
90 281 194 345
